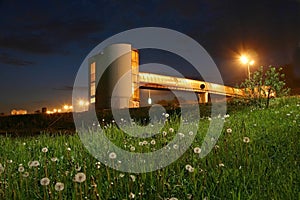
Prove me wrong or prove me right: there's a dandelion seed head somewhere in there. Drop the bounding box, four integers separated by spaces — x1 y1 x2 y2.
178 132 185 138
23 172 29 177
150 140 156 145
29 160 40 167
51 157 58 162
130 146 136 151
130 175 136 182
243 137 250 143
55 182 64 191
193 147 201 154
40 177 50 186
162 131 167 136
129 192 135 199
173 144 179 150
226 128 232 134
75 164 81 171
188 167 195 173
169 128 174 133
18 166 25 172
185 164 192 171
74 172 86 183
109 152 117 159
42 147 48 153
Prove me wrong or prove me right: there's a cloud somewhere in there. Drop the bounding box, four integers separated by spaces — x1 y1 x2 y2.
0 53 35 66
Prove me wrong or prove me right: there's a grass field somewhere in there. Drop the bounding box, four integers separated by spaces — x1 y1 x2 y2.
0 97 299 199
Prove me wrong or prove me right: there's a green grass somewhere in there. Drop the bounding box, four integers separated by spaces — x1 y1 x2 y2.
0 97 299 199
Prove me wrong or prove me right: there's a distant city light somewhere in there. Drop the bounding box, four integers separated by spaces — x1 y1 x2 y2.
44 104 73 114
63 105 69 110
11 109 27 115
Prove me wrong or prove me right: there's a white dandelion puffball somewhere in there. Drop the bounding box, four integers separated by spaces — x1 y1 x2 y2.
40 177 50 186
42 147 48 153
18 166 25 172
74 172 86 183
243 137 250 143
129 192 135 199
109 152 117 159
226 128 232 134
55 182 65 191
193 147 201 154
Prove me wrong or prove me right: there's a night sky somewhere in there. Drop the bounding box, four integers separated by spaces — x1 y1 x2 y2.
1 0 300 114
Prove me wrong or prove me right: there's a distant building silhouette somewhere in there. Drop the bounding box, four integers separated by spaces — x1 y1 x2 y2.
42 107 47 114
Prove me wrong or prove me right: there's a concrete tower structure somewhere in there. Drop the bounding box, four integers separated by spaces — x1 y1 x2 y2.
88 44 139 110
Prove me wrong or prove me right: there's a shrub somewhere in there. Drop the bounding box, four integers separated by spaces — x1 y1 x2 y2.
240 66 290 108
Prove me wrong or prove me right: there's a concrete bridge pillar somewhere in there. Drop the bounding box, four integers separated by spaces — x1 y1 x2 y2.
198 92 208 103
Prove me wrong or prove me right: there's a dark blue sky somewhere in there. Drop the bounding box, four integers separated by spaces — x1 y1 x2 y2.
0 0 300 113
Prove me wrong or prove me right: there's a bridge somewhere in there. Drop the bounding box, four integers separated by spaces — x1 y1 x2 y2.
88 44 245 109
139 72 244 102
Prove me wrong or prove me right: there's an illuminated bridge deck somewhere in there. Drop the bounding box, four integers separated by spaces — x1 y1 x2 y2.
139 72 245 97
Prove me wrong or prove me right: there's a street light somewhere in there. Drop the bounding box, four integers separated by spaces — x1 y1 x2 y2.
147 90 152 105
240 55 254 79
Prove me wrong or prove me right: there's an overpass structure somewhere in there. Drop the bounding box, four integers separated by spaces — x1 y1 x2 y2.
139 72 244 103
88 44 244 109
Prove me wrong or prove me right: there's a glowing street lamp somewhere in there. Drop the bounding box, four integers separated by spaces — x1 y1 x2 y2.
240 55 254 79
147 90 152 105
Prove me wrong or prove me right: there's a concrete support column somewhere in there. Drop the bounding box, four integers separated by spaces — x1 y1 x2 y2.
198 92 208 103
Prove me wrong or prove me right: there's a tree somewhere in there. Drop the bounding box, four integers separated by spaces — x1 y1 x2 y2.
240 66 290 108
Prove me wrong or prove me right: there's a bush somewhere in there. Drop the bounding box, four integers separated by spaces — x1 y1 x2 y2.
240 66 290 108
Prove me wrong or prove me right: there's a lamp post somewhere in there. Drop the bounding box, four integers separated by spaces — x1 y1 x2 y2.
240 55 254 79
